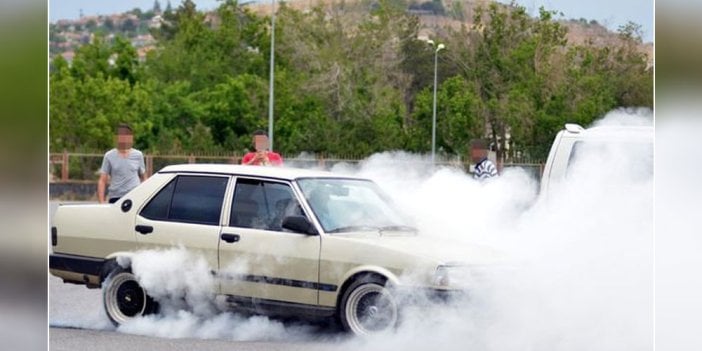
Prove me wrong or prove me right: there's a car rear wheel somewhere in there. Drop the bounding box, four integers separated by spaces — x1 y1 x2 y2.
102 268 158 326
340 276 398 336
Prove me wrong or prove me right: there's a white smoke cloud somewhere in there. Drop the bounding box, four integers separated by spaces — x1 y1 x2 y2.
50 108 655 349
128 246 219 317
321 109 654 351
118 309 318 341
591 107 653 127
347 158 539 246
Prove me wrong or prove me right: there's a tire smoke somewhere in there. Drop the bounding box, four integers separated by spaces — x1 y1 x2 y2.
50 108 654 350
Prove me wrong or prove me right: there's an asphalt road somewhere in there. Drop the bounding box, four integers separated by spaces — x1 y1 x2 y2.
50 326 344 351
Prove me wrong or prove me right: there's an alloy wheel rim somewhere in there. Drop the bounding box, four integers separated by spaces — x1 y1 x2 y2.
345 283 397 335
105 273 147 324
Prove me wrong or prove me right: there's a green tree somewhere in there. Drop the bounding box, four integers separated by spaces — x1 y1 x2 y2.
50 54 69 76
195 74 268 152
269 69 332 155
465 3 569 161
408 76 483 156
49 74 153 153
188 122 217 153
153 0 163 14
450 0 465 21
274 0 416 155
150 0 198 41
86 19 97 31
69 34 112 80
138 80 197 154
121 18 137 33
110 36 140 84
129 8 143 18
103 18 114 31
146 0 265 91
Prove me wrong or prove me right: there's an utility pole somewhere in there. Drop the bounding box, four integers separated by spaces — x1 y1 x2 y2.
427 40 445 164
268 0 276 150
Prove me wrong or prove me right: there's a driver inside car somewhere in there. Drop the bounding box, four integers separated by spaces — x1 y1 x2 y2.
307 187 337 231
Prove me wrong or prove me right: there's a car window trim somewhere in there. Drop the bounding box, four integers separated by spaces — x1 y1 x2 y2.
159 170 292 183
290 180 326 235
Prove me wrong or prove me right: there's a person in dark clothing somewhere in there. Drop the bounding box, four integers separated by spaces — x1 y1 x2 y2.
471 139 498 180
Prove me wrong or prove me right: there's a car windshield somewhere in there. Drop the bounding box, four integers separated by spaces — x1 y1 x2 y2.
296 178 413 233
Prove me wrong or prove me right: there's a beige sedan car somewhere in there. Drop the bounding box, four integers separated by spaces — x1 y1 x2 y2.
50 164 497 335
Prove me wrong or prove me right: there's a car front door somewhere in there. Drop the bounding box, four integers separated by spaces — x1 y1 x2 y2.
134 174 231 273
218 177 321 306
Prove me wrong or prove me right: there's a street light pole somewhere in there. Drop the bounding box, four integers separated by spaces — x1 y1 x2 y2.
428 40 445 164
268 0 276 150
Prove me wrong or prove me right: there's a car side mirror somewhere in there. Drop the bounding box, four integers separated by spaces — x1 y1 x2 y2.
282 215 318 235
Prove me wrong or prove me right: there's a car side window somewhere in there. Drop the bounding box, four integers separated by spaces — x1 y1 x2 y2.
140 178 176 221
140 175 229 226
230 178 305 231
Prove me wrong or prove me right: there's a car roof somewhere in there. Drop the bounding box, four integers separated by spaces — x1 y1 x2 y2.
157 163 361 181
561 124 653 141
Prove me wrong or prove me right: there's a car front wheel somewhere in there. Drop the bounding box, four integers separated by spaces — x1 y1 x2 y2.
102 269 158 326
340 276 398 336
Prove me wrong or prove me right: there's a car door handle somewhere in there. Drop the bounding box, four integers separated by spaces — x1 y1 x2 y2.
221 233 240 243
135 225 153 235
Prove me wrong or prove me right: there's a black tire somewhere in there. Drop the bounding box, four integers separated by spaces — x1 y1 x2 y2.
339 275 398 336
102 268 158 326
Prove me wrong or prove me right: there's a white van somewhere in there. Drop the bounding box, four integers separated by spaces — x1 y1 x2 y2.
540 123 653 195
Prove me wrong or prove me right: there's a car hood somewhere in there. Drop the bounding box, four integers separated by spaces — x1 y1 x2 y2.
330 231 509 266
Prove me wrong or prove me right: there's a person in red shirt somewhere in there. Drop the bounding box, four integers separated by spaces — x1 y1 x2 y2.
241 130 283 166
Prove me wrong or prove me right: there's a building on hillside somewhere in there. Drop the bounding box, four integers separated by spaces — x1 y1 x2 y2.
60 51 75 63
150 15 163 28
131 34 155 48
137 46 155 62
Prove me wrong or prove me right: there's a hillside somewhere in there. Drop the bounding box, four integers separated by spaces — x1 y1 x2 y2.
243 0 651 58
50 0 652 63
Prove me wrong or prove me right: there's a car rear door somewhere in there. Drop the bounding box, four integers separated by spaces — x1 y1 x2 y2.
134 174 231 273
218 177 321 306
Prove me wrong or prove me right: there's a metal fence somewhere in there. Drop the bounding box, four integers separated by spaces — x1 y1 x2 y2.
49 151 543 183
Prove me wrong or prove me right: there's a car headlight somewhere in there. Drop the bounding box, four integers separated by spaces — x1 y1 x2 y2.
433 265 470 288
433 265 451 287
433 264 492 289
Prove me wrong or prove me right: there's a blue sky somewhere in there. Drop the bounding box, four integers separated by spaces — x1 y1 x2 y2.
50 0 653 42
500 0 653 42
49 0 221 21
